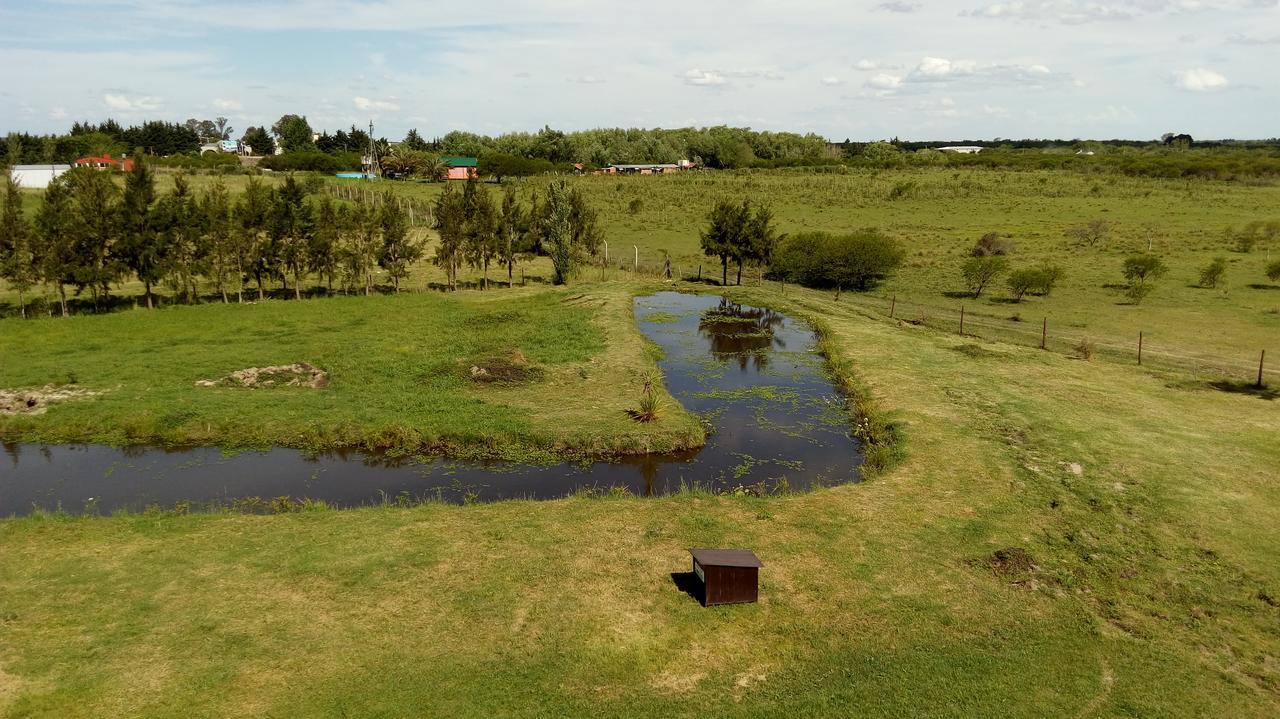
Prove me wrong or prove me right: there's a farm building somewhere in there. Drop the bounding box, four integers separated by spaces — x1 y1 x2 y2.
9 164 71 189
609 163 682 174
936 146 985 154
73 153 135 171
442 156 478 180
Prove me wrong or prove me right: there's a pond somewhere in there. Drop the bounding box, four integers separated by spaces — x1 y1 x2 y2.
1 292 863 515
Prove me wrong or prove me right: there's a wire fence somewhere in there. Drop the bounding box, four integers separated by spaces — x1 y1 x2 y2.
806 289 1273 386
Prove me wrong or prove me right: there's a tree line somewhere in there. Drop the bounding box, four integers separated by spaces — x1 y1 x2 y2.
0 160 604 318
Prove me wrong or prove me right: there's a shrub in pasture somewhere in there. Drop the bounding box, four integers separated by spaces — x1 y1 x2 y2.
1233 220 1279 253
1198 257 1228 289
627 198 644 215
1122 254 1167 286
768 230 905 291
1074 338 1096 360
1064 218 1110 247
1034 264 1064 295
1006 268 1042 302
961 255 1008 298
1122 254 1166 304
628 369 664 423
971 232 1015 257
1266 259 1280 283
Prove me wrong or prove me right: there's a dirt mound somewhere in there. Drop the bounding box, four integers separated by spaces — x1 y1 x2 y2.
197 363 329 389
466 350 542 384
987 547 1036 576
0 385 100 415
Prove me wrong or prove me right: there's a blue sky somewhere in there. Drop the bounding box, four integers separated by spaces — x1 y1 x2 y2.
1 1 1277 141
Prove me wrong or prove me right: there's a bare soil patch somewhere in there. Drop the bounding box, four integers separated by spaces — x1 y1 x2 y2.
465 350 543 385
196 363 329 389
0 385 100 415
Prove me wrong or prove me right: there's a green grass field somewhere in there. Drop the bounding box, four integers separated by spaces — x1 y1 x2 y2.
0 285 702 457
1 280 1277 717
17 166 1275 360
2 167 1278 716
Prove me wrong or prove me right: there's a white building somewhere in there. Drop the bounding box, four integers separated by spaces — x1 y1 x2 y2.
9 164 71 189
937 146 985 154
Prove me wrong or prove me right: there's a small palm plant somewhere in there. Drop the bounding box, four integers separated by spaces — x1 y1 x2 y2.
628 369 664 422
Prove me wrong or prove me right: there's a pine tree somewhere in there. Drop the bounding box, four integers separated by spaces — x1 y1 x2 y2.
117 151 162 308
378 192 420 292
0 174 39 317
36 176 77 315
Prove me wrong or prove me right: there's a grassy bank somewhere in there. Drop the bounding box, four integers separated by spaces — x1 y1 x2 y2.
0 284 703 458
1 281 1277 717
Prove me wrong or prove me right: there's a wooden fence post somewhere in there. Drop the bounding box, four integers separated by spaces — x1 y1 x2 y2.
890 294 896 318
1138 331 1143 366
1259 349 1267 388
959 306 965 336
1041 318 1047 350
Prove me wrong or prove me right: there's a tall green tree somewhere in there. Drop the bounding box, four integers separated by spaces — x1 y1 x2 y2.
67 167 122 310
740 203 778 285
270 176 313 299
241 126 275 156
378 192 420 292
236 178 275 300
0 174 39 317
202 181 234 303
700 199 750 286
36 176 78 315
116 150 162 308
311 196 341 294
496 187 532 286
433 184 466 290
462 180 499 289
155 175 205 304
272 115 314 153
536 180 600 285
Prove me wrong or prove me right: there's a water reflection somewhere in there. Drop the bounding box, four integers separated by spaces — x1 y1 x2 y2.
697 298 787 371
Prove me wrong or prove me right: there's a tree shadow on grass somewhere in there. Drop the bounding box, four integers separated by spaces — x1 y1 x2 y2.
1208 380 1278 400
941 290 978 300
1246 283 1280 291
670 571 705 606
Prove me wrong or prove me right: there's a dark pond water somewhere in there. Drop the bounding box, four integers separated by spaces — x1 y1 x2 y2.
1 292 862 515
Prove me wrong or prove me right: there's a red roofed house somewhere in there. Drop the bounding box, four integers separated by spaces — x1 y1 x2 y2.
73 153 136 172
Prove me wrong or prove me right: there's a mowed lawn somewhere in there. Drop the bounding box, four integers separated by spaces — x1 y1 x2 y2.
0 285 702 457
1 282 1277 717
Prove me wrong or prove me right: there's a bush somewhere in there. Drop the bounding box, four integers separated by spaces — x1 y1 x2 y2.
1065 218 1110 247
1198 257 1228 288
1006 268 1044 301
972 232 1015 257
150 152 242 171
961 256 1008 298
258 151 359 173
1074 338 1096 360
769 230 905 290
1122 254 1167 285
1035 264 1064 295
1266 259 1280 283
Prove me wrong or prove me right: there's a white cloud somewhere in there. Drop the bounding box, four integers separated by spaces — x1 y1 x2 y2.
353 96 400 111
49 107 68 120
875 1 921 11
213 98 242 111
821 76 842 86
1173 67 1228 91
905 57 1065 85
867 73 904 89
964 0 1275 24
683 68 726 86
853 59 882 71
569 75 606 84
1227 33 1280 45
102 93 163 111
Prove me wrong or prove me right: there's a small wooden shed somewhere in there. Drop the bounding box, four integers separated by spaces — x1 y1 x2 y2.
689 548 762 606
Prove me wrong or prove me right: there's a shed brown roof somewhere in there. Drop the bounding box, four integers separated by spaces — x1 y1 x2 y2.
690 548 763 568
